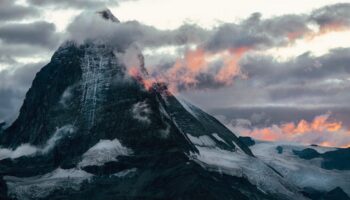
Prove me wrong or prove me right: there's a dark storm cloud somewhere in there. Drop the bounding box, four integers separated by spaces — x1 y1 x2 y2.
0 21 61 49
204 13 309 52
183 47 350 113
204 3 350 53
0 62 45 123
310 3 350 26
28 0 137 9
0 0 40 22
241 48 350 86
238 48 350 106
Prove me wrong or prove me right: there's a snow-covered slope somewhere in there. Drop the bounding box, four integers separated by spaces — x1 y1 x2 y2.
250 141 350 196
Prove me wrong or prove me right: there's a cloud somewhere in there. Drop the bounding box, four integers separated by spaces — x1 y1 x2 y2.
78 138 132 167
232 113 350 148
131 100 152 124
66 11 209 50
65 8 350 99
236 48 350 105
204 13 309 52
310 3 350 27
0 62 45 122
0 21 61 49
180 47 350 109
28 0 138 9
62 3 350 92
204 3 350 53
0 125 75 160
146 47 248 92
0 0 40 22
0 2 348 150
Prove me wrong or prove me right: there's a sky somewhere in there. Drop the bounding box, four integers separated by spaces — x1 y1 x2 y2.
1 0 350 147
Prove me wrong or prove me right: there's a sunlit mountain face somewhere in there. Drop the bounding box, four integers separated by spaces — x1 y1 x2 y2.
1 1 350 200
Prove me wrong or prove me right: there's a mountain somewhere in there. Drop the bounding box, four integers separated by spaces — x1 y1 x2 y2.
0 10 349 200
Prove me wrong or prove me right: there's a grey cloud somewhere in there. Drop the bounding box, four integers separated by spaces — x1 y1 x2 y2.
204 3 350 52
0 0 40 21
67 10 307 52
182 47 350 112
0 21 61 49
67 12 210 50
66 3 350 52
241 48 350 86
0 55 17 65
210 106 349 128
63 3 350 95
0 62 44 123
0 43 52 61
310 3 350 26
204 13 309 52
28 0 136 9
2 2 350 126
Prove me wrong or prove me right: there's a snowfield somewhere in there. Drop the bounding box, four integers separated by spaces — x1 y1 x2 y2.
250 141 350 196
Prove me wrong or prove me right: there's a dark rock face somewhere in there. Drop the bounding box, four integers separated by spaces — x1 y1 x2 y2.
321 148 350 170
238 136 255 147
293 148 350 170
276 146 283 154
302 187 350 200
0 176 9 200
1 43 84 148
323 187 350 200
293 148 320 160
98 9 120 22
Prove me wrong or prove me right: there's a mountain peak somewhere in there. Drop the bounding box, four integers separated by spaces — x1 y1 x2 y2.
97 9 120 22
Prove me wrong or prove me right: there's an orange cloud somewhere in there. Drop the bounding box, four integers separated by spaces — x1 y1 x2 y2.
165 48 208 89
215 47 250 84
128 66 157 91
150 47 250 92
239 114 350 148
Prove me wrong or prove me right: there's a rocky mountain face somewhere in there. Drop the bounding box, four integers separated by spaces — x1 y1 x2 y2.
0 10 348 200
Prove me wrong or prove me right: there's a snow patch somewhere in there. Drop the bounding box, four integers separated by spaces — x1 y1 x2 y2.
131 101 152 125
79 138 132 167
5 168 93 200
187 134 216 147
112 168 137 177
0 125 75 160
212 133 227 144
